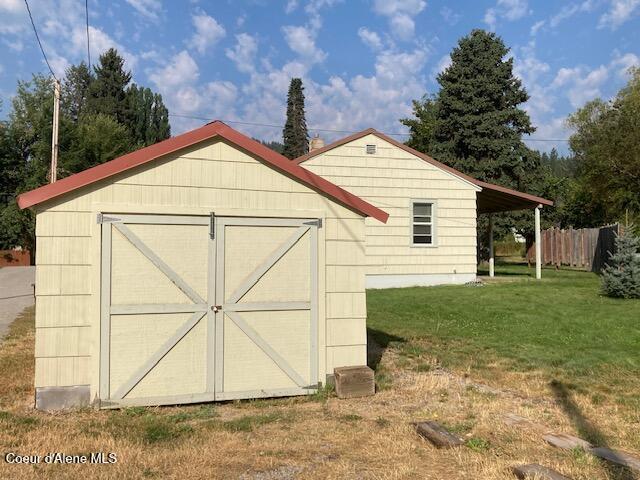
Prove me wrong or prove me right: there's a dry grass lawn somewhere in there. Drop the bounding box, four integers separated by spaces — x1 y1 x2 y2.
1 306 638 479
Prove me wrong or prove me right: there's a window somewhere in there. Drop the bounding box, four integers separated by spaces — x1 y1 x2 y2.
412 202 434 245
365 144 376 154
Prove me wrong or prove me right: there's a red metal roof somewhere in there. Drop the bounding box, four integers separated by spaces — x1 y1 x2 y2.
17 121 389 223
295 129 554 214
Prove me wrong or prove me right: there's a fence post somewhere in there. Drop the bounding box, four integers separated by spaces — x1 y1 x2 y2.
535 205 542 280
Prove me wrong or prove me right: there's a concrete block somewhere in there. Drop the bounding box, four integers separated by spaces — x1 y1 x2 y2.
35 385 91 411
333 366 374 399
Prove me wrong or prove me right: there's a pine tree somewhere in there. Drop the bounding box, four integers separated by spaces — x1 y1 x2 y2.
62 62 94 123
403 29 534 187
282 78 308 159
601 227 640 299
87 48 132 125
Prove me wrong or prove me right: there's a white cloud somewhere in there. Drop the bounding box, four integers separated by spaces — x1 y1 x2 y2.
389 13 416 41
149 50 199 89
71 26 138 73
282 25 327 64
150 58 238 121
226 33 258 74
189 13 226 54
358 27 383 50
611 51 640 78
147 50 217 119
552 65 609 107
280 1 341 67
549 0 595 28
372 0 426 41
484 0 529 30
598 0 640 29
124 0 163 21
530 20 545 36
0 0 22 12
440 6 461 25
285 0 298 14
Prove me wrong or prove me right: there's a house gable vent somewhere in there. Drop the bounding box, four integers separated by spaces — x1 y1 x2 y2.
365 144 376 155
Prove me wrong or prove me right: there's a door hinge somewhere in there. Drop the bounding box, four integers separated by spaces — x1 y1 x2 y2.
304 219 322 228
97 213 121 224
209 212 215 239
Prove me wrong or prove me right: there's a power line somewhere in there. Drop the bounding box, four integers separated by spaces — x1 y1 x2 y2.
85 0 91 67
23 0 57 80
169 113 571 142
169 113 411 137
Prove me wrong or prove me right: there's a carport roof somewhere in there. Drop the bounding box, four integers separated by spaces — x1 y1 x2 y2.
295 129 553 214
17 121 389 223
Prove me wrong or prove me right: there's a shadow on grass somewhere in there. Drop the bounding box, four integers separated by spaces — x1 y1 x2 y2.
366 328 405 371
550 380 637 480
478 259 534 277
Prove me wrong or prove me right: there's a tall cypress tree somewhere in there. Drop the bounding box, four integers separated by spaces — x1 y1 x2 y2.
87 48 132 125
402 29 534 188
282 78 309 159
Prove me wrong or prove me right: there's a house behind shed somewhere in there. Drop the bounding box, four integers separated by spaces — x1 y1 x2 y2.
296 129 553 288
18 121 388 410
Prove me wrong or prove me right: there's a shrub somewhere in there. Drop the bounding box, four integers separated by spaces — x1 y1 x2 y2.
601 227 640 299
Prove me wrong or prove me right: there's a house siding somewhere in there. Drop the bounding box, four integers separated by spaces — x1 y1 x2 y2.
303 134 479 286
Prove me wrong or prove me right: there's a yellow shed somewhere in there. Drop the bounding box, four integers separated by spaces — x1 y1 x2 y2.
18 121 388 410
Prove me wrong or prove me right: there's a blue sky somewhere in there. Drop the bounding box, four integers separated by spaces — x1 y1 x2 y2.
0 0 639 153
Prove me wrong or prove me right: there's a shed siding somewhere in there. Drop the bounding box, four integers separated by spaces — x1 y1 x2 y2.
303 134 478 282
34 138 368 393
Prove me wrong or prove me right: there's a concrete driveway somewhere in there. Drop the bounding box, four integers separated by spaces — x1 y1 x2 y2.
0 266 35 340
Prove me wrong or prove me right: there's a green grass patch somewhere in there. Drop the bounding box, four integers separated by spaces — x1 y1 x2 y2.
375 416 390 428
465 437 491 452
308 383 334 403
367 263 640 398
104 410 194 444
213 411 294 433
340 413 362 422
0 410 40 432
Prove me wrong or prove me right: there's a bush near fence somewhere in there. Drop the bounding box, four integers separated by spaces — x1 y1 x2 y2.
527 225 620 272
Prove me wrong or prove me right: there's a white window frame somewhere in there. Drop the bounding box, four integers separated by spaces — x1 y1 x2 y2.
410 199 437 248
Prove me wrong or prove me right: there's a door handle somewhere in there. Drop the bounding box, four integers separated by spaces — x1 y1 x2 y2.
211 305 222 313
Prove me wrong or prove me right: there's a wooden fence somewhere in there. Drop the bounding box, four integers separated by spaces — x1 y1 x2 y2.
528 224 620 272
0 249 31 267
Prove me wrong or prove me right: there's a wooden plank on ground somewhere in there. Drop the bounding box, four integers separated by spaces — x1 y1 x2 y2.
334 366 374 399
590 447 640 472
543 433 592 451
512 464 572 480
415 421 464 448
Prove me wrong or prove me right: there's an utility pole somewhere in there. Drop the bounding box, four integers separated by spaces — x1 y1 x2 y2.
50 78 60 183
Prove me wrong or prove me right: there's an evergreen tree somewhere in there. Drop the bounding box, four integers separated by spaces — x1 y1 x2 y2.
402 95 438 155
87 48 132 125
126 86 170 147
402 29 534 187
150 92 170 143
262 140 284 154
601 228 640 299
282 78 308 159
62 62 94 122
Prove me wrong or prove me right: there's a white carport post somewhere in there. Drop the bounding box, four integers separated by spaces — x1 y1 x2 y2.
535 204 542 279
488 214 494 278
